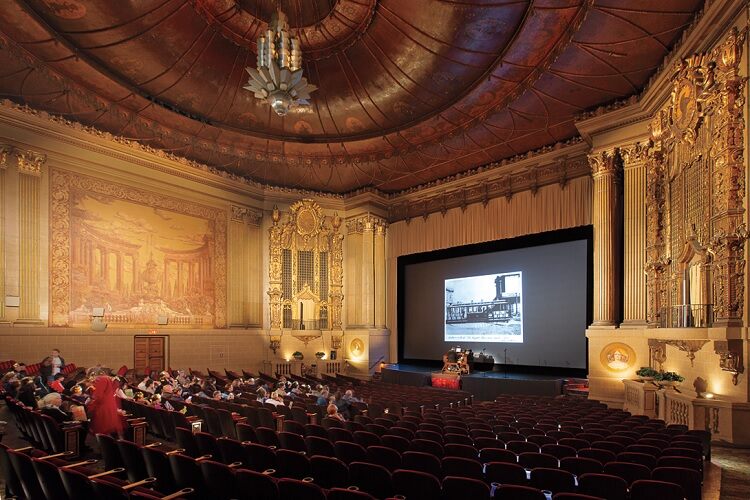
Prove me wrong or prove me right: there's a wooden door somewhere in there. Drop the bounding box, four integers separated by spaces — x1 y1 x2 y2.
134 336 166 376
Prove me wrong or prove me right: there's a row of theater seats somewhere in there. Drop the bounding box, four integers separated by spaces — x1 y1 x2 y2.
4 397 85 455
0 442 194 499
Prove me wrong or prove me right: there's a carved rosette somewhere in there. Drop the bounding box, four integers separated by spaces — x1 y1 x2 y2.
49 169 228 327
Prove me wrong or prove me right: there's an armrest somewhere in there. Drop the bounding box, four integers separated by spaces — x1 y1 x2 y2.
196 454 212 462
62 421 82 429
144 442 162 448
228 461 243 468
232 416 247 423
127 417 146 424
37 451 74 461
166 449 186 456
262 468 276 476
13 446 34 452
185 416 199 422
88 467 125 479
61 459 97 469
161 488 195 500
122 477 156 491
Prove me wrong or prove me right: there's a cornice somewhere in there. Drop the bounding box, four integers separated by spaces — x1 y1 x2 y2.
387 141 591 223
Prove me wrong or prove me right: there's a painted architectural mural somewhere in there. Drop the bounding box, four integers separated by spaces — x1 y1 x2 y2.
50 169 227 328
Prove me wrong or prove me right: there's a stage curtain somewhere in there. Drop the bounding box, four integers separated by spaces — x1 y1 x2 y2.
386 176 592 357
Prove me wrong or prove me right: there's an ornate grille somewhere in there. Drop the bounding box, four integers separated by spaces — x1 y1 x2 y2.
319 251 329 300
282 249 292 300
297 250 314 292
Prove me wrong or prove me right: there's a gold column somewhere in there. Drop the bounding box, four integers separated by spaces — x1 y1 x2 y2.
620 144 648 326
16 150 45 324
589 149 623 327
248 220 263 327
0 145 7 322
374 221 387 328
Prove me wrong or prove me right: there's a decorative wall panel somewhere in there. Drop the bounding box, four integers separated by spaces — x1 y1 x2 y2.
645 28 747 328
50 169 227 328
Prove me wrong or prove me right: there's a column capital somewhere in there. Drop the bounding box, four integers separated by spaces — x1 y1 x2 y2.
0 143 12 169
230 204 263 226
588 148 622 179
619 142 649 168
346 214 387 235
16 149 46 177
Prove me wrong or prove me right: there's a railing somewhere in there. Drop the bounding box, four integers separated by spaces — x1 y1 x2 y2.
660 304 713 328
283 318 329 330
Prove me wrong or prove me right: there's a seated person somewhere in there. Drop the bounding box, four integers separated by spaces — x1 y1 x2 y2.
327 403 345 422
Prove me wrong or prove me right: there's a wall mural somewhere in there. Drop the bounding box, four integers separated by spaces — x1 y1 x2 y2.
50 169 227 328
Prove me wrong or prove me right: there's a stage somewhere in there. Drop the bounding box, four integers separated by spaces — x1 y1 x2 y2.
381 364 568 400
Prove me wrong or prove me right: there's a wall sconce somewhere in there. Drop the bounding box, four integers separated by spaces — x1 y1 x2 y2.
714 340 744 386
269 332 282 355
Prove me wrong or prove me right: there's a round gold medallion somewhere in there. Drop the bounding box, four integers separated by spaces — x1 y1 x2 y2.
296 208 318 236
600 342 636 372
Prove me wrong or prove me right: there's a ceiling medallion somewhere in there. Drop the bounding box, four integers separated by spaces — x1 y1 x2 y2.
243 4 317 116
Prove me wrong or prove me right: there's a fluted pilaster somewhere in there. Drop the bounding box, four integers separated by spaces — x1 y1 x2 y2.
589 149 623 327
0 146 7 322
228 205 263 327
374 222 387 328
16 151 45 323
620 144 648 326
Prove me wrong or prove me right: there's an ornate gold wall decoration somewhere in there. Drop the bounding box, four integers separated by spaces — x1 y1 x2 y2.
644 27 747 328
600 342 636 372
714 340 744 385
267 199 343 339
49 169 227 328
15 150 46 177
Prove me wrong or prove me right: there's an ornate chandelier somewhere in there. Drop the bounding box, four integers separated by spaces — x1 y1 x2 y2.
243 4 317 116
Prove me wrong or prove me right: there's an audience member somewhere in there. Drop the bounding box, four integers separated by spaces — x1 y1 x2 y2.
88 376 124 438
50 348 65 379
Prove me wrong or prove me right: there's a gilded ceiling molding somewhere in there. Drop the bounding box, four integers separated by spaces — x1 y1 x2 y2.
0 99 344 200
15 150 46 177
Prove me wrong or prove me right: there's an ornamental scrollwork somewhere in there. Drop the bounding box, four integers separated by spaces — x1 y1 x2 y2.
644 27 747 327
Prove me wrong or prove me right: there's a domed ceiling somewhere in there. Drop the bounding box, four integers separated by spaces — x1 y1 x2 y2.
0 0 703 193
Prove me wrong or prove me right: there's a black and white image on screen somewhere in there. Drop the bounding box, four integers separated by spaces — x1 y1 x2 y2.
445 271 523 343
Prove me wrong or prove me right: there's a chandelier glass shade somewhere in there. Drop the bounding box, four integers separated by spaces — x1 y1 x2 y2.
244 7 317 116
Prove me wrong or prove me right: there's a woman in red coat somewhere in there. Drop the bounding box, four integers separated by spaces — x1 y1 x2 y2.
88 376 124 437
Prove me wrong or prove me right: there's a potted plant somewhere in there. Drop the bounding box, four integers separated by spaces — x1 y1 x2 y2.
315 351 326 359
655 371 684 387
635 367 659 381
292 351 304 361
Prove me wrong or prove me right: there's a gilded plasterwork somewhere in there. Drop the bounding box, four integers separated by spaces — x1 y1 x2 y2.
50 169 227 328
645 27 747 327
267 199 343 332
